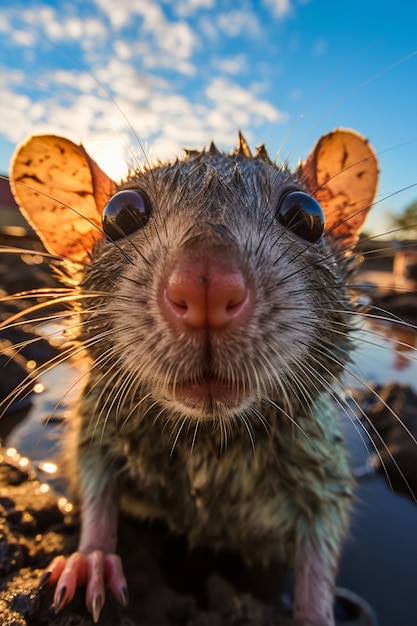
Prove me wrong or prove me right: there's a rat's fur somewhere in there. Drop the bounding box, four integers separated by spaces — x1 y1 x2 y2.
60 142 356 625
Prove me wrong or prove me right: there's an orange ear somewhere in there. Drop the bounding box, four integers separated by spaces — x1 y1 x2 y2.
10 135 116 263
299 129 379 247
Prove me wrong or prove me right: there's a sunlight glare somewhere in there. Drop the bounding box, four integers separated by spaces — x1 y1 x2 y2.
89 140 130 182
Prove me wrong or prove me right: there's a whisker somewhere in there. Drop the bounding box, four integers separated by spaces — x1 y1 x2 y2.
292 351 397 493
169 417 188 457
305 341 417 499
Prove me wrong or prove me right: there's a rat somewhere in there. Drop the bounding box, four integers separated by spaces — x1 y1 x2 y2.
9 128 379 625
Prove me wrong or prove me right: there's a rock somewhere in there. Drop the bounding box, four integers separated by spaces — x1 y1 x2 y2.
352 382 417 501
370 291 417 326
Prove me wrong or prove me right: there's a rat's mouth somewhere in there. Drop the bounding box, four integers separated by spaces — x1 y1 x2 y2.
163 374 249 416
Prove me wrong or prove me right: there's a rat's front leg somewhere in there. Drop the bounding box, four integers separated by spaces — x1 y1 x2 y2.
293 541 337 626
42 466 128 622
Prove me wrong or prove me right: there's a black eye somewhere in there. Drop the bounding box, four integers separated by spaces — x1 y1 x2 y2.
102 190 151 240
276 191 325 243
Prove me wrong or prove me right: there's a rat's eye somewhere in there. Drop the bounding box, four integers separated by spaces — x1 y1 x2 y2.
276 191 325 243
102 190 151 240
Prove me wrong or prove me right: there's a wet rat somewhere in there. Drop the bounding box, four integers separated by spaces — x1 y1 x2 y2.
9 128 379 625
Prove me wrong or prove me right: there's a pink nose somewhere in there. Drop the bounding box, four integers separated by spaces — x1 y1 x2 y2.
161 254 251 331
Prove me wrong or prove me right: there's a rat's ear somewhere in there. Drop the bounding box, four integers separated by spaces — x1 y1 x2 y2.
10 135 116 263
299 129 379 247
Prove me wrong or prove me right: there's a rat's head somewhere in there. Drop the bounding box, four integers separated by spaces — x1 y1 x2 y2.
10 130 378 426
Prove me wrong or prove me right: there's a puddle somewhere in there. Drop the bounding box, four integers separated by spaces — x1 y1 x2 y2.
350 321 417 389
4 321 87 492
337 319 417 625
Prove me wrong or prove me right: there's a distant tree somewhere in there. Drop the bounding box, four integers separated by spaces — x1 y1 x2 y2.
390 199 417 236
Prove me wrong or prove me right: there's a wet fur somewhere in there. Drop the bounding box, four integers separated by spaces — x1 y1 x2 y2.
73 146 354 552
22 143 356 625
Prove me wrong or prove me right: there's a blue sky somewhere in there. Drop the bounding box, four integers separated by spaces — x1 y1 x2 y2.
0 0 416 234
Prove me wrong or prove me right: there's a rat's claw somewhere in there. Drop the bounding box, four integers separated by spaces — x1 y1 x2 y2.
86 550 106 621
41 550 129 621
43 554 66 585
104 553 129 606
54 584 68 614
118 585 129 607
38 570 51 589
92 593 104 624
52 552 87 613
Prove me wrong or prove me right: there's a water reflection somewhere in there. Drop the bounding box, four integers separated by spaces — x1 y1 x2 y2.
349 321 417 391
366 320 417 372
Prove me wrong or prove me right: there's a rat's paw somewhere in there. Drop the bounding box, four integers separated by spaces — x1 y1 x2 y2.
41 551 128 623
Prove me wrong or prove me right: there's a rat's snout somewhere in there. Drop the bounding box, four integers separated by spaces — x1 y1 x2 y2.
160 244 253 332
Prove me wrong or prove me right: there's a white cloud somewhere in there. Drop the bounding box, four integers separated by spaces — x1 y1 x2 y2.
197 14 218 40
173 0 215 18
36 6 65 40
83 17 109 39
12 29 36 47
113 40 131 61
0 13 10 33
159 21 196 60
263 0 293 18
93 0 132 29
0 53 288 180
206 77 285 124
212 54 247 75
18 4 108 48
92 59 156 104
92 0 198 74
0 0 291 179
94 0 197 59
51 69 101 95
217 9 261 38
